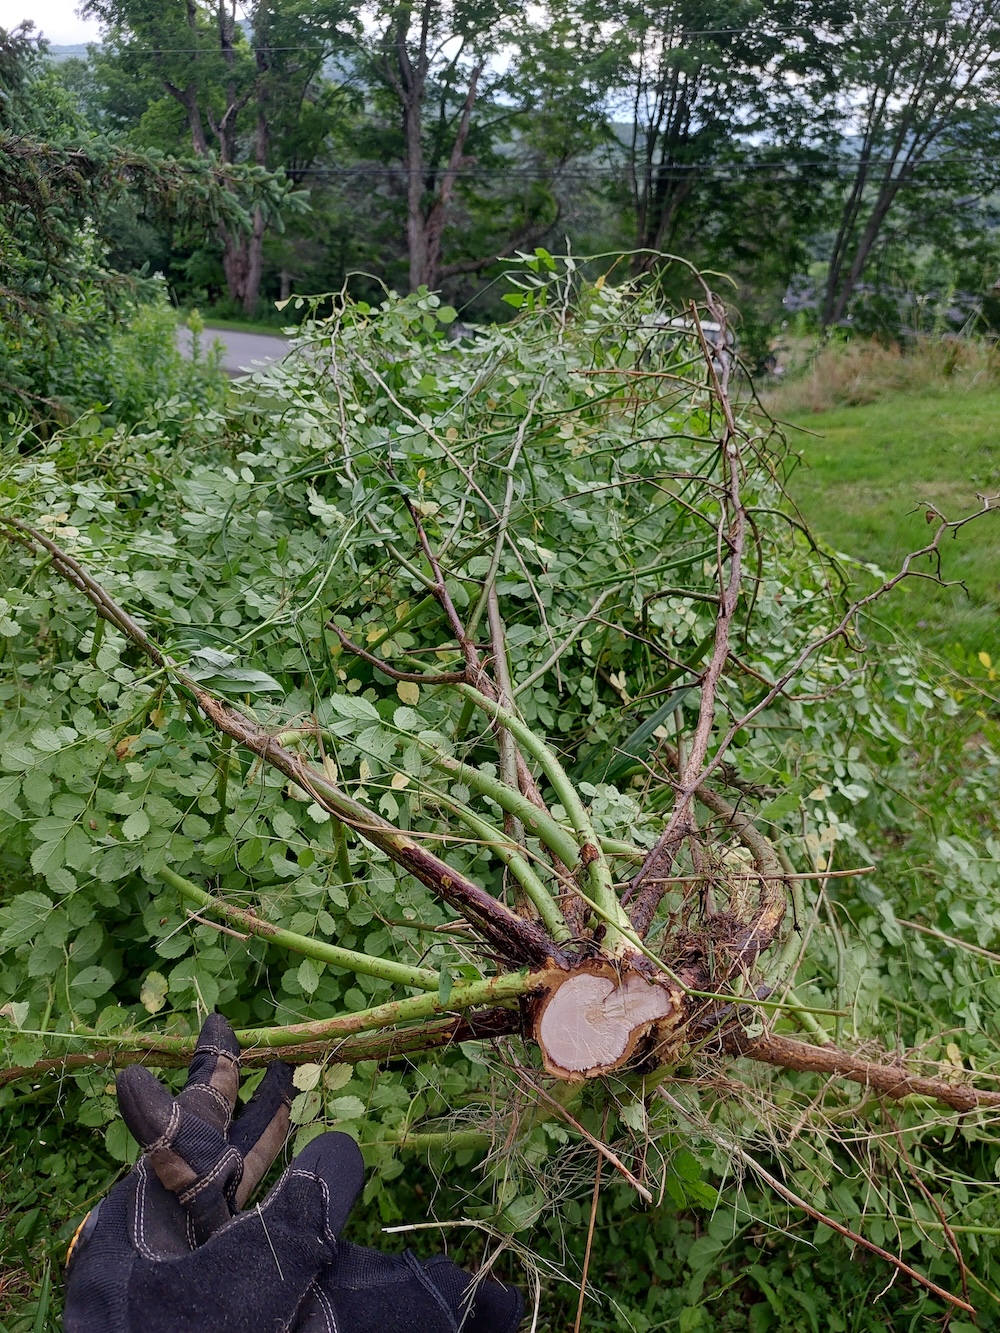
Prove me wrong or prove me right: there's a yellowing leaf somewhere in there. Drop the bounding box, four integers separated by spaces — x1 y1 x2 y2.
140 971 168 1015
293 1062 323 1092
390 772 410 790
322 756 338 782
594 273 606 290
397 680 420 705
323 1063 352 1091
979 651 992 669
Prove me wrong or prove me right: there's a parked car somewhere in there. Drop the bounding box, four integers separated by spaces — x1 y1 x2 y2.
638 312 738 376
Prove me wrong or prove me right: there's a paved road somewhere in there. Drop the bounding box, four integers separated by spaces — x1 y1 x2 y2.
177 325 291 375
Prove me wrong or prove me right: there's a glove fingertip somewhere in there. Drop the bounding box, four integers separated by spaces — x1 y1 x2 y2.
471 1279 525 1333
194 1011 241 1059
116 1065 176 1148
287 1131 365 1235
257 1058 295 1099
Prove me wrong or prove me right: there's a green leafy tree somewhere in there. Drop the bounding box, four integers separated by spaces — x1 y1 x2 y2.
589 0 841 268
0 23 269 425
819 0 1000 329
355 1 614 293
82 0 358 310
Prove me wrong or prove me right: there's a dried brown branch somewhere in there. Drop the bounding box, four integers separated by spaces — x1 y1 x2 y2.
0 1009 522 1090
626 298 751 936
732 1031 1000 1113
327 621 467 684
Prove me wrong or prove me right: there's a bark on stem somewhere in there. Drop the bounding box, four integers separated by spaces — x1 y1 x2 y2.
0 1009 522 1088
627 299 747 936
733 1031 1000 1113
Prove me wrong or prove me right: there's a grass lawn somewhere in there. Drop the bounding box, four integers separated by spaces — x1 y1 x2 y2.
178 309 297 337
782 385 1000 658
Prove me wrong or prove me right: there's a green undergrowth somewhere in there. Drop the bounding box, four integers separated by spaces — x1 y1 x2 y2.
3 269 1000 1328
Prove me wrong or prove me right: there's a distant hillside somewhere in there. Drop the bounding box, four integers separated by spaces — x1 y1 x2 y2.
45 43 98 61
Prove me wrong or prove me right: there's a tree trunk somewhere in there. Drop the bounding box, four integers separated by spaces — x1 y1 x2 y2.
221 207 266 313
824 175 908 328
420 63 482 292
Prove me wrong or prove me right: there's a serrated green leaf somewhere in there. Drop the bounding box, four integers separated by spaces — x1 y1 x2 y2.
70 965 114 1001
0 891 54 948
329 1095 365 1120
121 810 150 841
327 693 379 723
298 957 321 994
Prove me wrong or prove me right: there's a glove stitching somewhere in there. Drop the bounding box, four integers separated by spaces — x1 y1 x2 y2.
311 1281 339 1333
196 1044 239 1061
147 1100 182 1155
186 1083 232 1122
404 1251 459 1333
178 1147 241 1204
133 1160 160 1261
132 1158 198 1261
292 1170 337 1248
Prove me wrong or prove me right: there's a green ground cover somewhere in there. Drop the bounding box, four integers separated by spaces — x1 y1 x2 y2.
783 386 1000 657
179 309 298 336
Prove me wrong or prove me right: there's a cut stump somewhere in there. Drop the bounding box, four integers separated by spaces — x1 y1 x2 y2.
534 962 680 1081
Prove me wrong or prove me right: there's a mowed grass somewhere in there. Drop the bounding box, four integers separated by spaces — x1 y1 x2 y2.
781 385 1000 657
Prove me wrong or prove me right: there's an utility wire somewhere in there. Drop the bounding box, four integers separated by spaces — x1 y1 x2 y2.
42 14 991 56
290 156 1000 175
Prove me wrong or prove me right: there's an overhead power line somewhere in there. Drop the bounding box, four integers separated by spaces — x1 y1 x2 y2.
291 156 999 175
47 15 980 56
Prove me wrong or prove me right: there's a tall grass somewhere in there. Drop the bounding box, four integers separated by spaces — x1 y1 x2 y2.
763 336 1000 416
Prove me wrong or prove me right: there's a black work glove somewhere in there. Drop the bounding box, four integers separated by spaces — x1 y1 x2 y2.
64 1014 364 1332
294 1243 525 1333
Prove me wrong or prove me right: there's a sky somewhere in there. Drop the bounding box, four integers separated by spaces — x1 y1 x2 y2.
6 0 102 45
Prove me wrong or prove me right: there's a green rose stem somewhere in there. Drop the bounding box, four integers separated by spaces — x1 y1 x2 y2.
455 684 634 952
191 687 563 967
2 970 542 1067
158 867 441 991
238 969 541 1050
424 790 572 942
276 727 576 936
0 1009 524 1087
418 742 582 868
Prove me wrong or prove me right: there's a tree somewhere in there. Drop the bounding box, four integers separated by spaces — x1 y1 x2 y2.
3 259 1000 1317
356 0 609 293
82 0 357 311
0 22 275 424
353 0 517 293
592 0 840 271
819 0 1000 329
